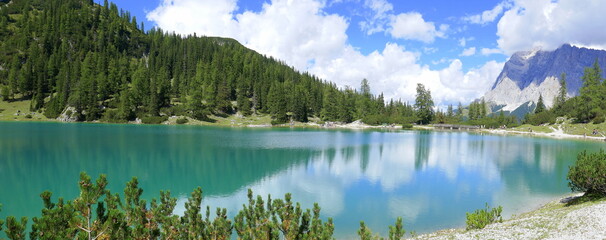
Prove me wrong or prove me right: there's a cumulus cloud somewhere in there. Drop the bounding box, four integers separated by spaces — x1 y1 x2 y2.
148 0 348 70
464 0 512 25
460 47 476 56
148 0 499 106
311 44 503 105
359 0 393 35
389 12 447 43
437 59 505 104
496 0 606 54
359 0 447 43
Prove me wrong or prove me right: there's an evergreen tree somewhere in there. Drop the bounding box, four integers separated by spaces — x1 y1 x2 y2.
535 94 546 114
554 72 568 108
479 99 487 118
457 102 463 116
577 59 604 122
414 83 434 125
447 104 454 118
320 86 339 121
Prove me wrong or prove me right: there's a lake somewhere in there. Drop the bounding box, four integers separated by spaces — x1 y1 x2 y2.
0 121 603 238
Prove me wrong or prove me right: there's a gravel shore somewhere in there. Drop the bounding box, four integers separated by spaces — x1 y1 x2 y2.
412 194 606 240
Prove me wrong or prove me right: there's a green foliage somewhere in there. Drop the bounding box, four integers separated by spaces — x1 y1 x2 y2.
465 203 502 230
141 115 168 124
388 217 405 240
176 117 189 124
24 114 32 119
0 204 3 233
0 0 431 126
357 221 375 240
1 85 8 101
554 72 568 108
234 190 334 239
567 150 606 196
534 94 546 114
357 218 405 240
401 123 413 129
524 111 556 126
414 84 434 125
4 216 27 240
4 173 438 239
576 60 605 123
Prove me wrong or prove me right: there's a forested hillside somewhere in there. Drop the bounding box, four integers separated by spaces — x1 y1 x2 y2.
0 0 417 125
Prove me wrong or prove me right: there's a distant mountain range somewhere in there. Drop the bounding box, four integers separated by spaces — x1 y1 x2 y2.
483 44 606 118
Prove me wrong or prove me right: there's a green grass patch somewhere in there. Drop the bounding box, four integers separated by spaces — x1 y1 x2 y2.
0 100 50 121
512 124 553 133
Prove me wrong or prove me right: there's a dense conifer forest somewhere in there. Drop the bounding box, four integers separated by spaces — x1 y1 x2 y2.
0 0 422 125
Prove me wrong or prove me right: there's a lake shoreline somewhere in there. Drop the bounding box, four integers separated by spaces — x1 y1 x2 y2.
412 193 606 239
4 113 606 142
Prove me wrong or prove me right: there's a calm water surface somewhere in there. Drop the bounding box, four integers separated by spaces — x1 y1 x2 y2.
0 121 604 238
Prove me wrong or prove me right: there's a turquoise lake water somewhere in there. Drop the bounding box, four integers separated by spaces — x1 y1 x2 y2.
0 121 604 238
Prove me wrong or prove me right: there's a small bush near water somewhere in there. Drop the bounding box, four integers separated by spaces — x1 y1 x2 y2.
176 117 189 124
567 150 606 196
465 203 503 230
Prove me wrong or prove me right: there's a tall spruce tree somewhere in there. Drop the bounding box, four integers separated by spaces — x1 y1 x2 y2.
535 94 546 114
414 83 434 125
554 72 568 108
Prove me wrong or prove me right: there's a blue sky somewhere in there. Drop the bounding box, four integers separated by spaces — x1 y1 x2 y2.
99 0 606 106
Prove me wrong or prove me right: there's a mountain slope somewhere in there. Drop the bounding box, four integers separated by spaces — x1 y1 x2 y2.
0 0 415 125
484 44 606 113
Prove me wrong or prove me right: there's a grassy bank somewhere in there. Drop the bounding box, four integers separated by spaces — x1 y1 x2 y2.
0 99 50 122
0 99 408 130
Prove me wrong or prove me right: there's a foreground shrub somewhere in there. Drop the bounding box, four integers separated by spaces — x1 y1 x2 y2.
567 150 606 196
1 172 411 239
358 217 405 240
176 117 189 124
465 203 502 230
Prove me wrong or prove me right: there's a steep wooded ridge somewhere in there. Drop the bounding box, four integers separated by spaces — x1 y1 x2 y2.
0 0 416 125
484 44 606 115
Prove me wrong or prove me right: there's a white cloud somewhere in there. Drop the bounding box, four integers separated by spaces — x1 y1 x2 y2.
148 0 348 70
464 0 512 25
359 0 393 35
312 43 503 106
481 48 503 56
148 0 497 107
359 0 446 43
460 47 476 56
389 12 446 43
437 59 504 104
497 0 606 54
147 0 239 37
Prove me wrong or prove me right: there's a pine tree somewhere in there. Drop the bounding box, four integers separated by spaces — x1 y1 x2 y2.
577 59 604 122
479 99 487 118
447 104 454 118
457 102 463 116
535 94 546 114
554 72 568 108
414 83 434 125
